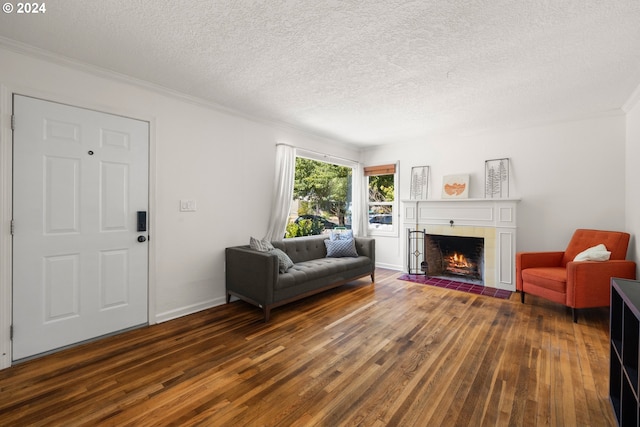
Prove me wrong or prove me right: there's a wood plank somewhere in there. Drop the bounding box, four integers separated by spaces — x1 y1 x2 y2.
0 269 616 426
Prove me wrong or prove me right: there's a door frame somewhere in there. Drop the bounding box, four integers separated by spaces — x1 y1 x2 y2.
0 85 158 370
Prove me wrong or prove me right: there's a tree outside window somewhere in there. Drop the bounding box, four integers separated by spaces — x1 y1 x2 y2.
286 157 353 238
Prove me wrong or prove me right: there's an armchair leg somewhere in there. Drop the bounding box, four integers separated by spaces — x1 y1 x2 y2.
520 291 525 304
572 308 577 323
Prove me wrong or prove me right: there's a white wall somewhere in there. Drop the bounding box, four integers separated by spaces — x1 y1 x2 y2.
626 90 640 276
0 45 360 331
362 115 628 270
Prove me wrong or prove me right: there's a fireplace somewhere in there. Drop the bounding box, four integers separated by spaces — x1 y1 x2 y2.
425 234 484 283
401 199 519 291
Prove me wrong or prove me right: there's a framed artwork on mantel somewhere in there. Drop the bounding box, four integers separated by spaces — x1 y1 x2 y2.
410 166 429 199
442 174 469 199
485 158 510 198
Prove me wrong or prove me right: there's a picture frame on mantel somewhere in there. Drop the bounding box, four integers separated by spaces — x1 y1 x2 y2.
485 158 510 198
441 174 469 199
410 166 429 199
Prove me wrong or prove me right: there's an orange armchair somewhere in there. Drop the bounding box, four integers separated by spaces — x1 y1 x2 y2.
517 229 636 322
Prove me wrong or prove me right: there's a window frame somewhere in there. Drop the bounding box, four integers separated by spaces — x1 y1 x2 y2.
366 162 399 237
288 149 358 238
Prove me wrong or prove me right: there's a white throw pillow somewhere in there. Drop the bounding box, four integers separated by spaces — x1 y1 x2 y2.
330 229 353 241
573 244 611 262
249 236 274 252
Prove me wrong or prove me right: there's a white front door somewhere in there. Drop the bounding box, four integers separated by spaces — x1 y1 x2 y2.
12 95 149 361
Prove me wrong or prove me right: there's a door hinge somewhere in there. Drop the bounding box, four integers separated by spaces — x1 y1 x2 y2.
10 219 14 236
10 325 13 340
11 115 15 131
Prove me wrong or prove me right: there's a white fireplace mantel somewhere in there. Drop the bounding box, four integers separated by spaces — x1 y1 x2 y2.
401 198 520 291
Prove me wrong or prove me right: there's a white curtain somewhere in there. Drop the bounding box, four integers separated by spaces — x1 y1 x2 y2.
264 144 296 241
351 162 368 237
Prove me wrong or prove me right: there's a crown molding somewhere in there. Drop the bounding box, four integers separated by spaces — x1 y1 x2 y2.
0 37 363 152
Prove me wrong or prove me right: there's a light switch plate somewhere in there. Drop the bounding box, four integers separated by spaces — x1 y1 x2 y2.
180 199 197 212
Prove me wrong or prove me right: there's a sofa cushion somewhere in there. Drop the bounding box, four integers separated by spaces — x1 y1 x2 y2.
272 235 328 263
276 256 371 290
271 248 294 273
325 238 358 257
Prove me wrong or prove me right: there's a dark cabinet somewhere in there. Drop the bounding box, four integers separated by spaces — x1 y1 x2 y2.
610 278 640 426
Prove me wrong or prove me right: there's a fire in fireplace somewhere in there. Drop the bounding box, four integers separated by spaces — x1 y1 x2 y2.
424 234 484 283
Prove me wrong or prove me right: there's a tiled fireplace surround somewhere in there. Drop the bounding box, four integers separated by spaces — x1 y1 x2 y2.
402 199 519 291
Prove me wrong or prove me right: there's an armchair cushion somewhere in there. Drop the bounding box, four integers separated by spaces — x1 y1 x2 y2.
562 229 630 265
521 267 567 293
516 251 564 292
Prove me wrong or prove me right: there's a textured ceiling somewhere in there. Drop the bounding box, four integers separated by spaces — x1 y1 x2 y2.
1 0 640 147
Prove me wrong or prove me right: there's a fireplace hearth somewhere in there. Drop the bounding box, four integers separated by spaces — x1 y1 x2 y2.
425 234 484 283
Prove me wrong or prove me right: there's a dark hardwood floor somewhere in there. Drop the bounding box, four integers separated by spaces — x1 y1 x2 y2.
0 268 615 426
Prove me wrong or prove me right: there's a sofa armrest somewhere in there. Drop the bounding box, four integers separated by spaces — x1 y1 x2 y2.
225 246 278 306
355 237 375 266
566 260 637 308
516 251 564 291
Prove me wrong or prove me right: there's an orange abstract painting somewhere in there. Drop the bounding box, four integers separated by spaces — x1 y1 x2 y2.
441 174 469 198
444 182 466 196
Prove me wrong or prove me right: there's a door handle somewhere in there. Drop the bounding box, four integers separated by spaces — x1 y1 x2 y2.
137 236 147 243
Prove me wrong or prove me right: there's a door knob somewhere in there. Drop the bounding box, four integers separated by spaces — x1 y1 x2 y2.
137 236 147 243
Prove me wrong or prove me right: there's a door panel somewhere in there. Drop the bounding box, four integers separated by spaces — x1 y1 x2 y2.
44 254 80 321
12 95 149 361
101 161 129 231
45 156 80 233
99 249 129 309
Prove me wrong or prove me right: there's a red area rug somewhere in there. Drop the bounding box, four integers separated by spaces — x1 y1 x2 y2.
397 274 513 300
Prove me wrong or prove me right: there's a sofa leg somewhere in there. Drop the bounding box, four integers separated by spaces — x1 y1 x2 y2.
371 272 375 282
572 308 577 323
520 291 525 304
263 306 271 322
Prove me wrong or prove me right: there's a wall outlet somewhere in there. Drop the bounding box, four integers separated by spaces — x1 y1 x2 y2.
180 199 197 212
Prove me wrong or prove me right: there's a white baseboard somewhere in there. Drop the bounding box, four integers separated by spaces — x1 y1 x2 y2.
375 262 404 271
155 296 226 324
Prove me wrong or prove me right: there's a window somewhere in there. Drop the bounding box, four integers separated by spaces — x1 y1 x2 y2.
286 154 354 238
366 163 397 235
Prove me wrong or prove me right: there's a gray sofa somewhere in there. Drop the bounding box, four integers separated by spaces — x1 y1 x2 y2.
225 234 375 321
